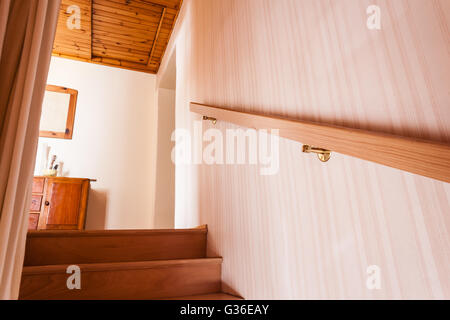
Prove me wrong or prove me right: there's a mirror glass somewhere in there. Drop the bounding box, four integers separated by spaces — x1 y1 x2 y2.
40 91 70 132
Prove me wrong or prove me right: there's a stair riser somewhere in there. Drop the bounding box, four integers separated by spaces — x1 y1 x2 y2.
24 230 207 266
20 261 221 300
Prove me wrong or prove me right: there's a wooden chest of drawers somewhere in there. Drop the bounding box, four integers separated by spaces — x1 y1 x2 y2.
29 177 92 231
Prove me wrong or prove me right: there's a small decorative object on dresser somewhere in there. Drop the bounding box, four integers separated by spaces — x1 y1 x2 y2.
28 177 96 231
42 155 58 177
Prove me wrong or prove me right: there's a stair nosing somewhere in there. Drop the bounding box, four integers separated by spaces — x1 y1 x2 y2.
22 257 223 275
27 227 207 238
165 292 244 300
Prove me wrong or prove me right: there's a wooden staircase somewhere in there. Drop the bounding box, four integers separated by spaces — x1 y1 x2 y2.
19 226 240 300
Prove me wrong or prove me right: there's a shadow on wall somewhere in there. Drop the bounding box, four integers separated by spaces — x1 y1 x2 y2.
153 88 176 229
222 281 243 299
85 189 108 229
153 48 176 229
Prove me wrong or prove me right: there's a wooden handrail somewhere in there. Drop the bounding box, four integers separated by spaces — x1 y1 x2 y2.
190 102 450 183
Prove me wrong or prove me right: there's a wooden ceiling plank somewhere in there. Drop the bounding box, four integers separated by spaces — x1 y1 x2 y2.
92 56 154 73
92 7 162 27
92 50 148 64
53 50 91 60
53 49 89 57
63 0 90 6
53 39 91 48
93 14 160 32
92 20 158 39
104 0 180 12
90 0 93 59
94 0 164 19
92 43 149 57
119 59 156 69
147 7 166 67
93 4 162 23
151 0 182 71
93 31 153 47
142 0 180 10
93 37 152 51
92 14 159 27
53 52 154 74
92 31 155 47
92 20 157 35
53 47 90 56
56 18 90 35
93 41 150 56
106 0 167 11
92 24 156 42
92 45 149 63
53 40 91 50
54 34 92 43
91 56 121 65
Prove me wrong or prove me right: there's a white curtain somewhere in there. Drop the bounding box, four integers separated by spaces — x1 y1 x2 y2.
0 0 60 299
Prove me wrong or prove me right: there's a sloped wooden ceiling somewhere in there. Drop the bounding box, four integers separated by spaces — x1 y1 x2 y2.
52 0 182 73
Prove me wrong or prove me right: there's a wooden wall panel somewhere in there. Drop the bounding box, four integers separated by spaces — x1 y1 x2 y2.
159 0 450 299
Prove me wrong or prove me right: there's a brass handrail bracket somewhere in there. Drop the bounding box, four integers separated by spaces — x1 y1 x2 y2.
302 145 331 162
203 116 217 124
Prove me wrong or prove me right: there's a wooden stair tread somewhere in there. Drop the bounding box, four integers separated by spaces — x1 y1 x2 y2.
24 227 207 266
167 293 243 300
20 258 222 300
22 258 222 274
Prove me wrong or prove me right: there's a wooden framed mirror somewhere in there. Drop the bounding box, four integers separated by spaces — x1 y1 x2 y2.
39 85 78 139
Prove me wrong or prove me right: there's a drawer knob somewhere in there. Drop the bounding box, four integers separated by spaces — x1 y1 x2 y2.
45 201 50 206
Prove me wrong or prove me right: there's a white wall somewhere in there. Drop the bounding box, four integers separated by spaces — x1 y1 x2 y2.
151 50 176 229
153 88 175 228
36 57 157 230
